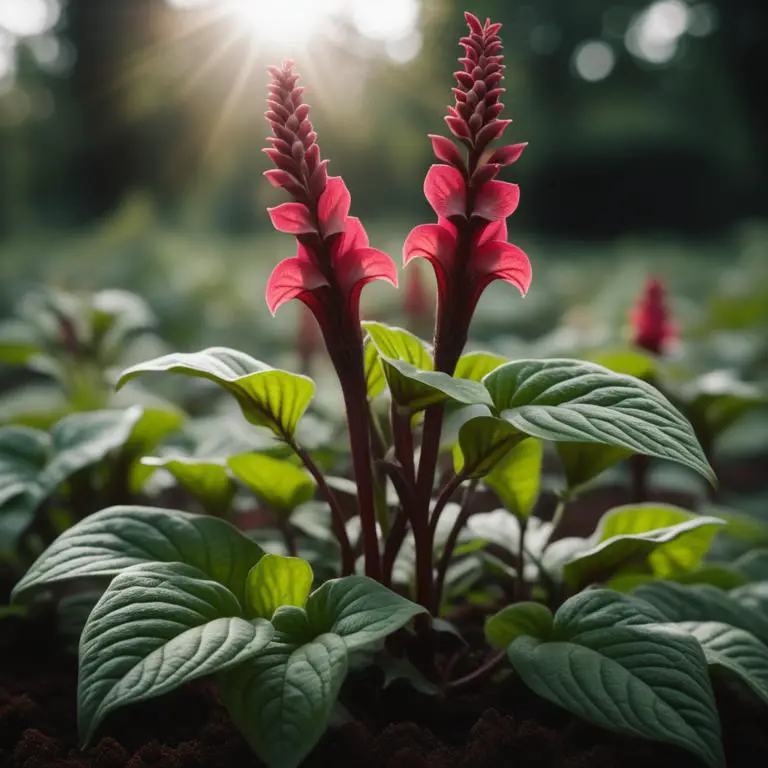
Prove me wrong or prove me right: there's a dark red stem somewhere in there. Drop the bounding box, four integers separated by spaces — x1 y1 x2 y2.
445 650 506 693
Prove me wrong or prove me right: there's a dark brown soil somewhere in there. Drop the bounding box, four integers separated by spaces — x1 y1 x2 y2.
2 611 768 768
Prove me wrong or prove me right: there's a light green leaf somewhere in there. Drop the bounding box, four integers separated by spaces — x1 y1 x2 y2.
364 338 386 400
247 554 314 620
362 322 432 370
674 621 768 707
557 443 633 493
588 348 658 380
506 590 724 768
485 438 544 520
124 407 184 458
485 602 553 649
633 581 768 646
0 319 45 366
454 416 524 478
12 505 264 606
219 633 348 768
140 456 235 514
78 561 273 745
454 351 506 382
306 575 426 652
227 453 316 513
484 359 715 484
116 348 315 438
562 505 725 588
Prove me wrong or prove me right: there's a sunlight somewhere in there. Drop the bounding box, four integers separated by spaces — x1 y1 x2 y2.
227 0 337 46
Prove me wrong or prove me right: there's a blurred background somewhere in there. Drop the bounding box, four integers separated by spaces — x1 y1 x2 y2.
0 0 766 363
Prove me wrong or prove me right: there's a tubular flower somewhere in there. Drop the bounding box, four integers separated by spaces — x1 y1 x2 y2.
631 276 676 355
263 62 397 344
403 12 531 372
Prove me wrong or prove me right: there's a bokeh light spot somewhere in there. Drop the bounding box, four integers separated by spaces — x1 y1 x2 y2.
351 0 420 43
572 40 616 82
0 0 59 38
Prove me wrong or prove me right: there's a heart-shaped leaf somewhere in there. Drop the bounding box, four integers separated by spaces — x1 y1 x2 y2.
633 581 768 646
117 348 315 438
140 456 235 515
485 601 553 649
562 505 725 588
247 554 314 619
227 453 316 513
12 505 264 606
454 351 506 382
485 438 543 519
219 633 348 768
506 590 724 768
78 561 273 745
484 359 715 484
305 575 426 652
454 416 524 478
674 621 768 706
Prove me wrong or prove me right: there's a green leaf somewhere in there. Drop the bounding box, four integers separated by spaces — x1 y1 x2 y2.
364 338 386 400
219 633 348 768
247 554 314 620
735 550 768 582
78 562 273 745
124 407 184 458
306 575 426 652
363 322 492 412
484 359 715 484
454 416 524 478
633 581 768 646
227 453 316 513
562 505 725 588
0 319 45 366
485 602 553 649
588 348 658 380
140 456 235 514
731 582 768 616
117 348 315 438
453 351 507 382
672 564 748 590
506 590 724 768
0 426 48 508
485 438 544 519
12 505 264 606
557 443 633 493
674 621 768 707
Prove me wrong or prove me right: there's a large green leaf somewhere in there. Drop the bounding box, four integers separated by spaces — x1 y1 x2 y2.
0 426 48 508
78 562 273 744
506 590 724 768
305 575 426 652
484 359 715 484
485 438 543 519
485 601 553 649
140 456 235 514
454 351 506 382
247 554 314 620
219 633 348 768
633 581 768 646
12 505 264 606
562 505 724 588
454 416 524 478
227 453 316 513
117 348 314 438
674 621 768 707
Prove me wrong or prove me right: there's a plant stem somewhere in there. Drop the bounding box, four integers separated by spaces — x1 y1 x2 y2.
445 650 506 694
391 401 416 484
276 514 298 557
630 454 649 502
428 472 465 538
542 497 567 551
289 438 354 576
432 480 478 613
516 516 528 601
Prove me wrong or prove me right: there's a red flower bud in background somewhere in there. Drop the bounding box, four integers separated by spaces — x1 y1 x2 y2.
403 265 431 329
403 13 531 372
263 61 397 358
630 276 676 356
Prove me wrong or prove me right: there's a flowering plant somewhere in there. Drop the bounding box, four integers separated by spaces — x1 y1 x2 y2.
9 12 768 768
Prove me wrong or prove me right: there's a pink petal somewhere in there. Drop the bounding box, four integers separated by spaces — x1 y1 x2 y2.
475 219 508 247
473 180 520 221
265 257 329 315
267 202 317 235
335 247 398 302
334 216 369 258
403 223 457 272
317 176 351 238
487 143 527 166
471 240 532 298
428 135 466 171
424 165 467 219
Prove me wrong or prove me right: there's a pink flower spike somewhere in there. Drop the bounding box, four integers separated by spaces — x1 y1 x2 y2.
429 135 466 172
487 143 527 166
403 223 457 270
472 240 532 298
424 165 466 219
473 180 520 221
317 176 351 238
265 256 329 315
336 247 399 299
476 218 508 247
267 202 317 235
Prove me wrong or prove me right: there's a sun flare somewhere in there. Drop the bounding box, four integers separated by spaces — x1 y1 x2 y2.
226 0 336 46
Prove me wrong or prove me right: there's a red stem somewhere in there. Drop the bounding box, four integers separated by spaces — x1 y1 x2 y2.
428 472 465 538
445 650 506 693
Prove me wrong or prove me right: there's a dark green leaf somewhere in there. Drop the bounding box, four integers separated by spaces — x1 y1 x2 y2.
485 602 553 649
0 426 48 508
557 443 633 492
